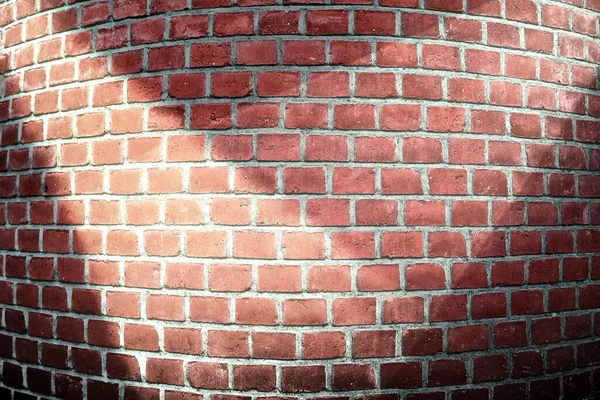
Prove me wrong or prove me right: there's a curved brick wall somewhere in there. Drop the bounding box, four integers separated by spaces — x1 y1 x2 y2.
2 0 600 398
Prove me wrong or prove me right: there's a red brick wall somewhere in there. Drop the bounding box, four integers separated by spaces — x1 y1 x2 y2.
1 0 600 398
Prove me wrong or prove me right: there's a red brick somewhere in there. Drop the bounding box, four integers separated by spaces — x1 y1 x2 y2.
307 199 350 227
147 295 185 321
405 200 445 226
488 22 520 48
354 137 396 163
334 103 376 130
235 298 278 325
471 292 507 320
448 324 489 353
257 134 300 161
402 328 443 356
236 40 278 65
402 12 439 37
233 365 276 391
422 44 461 70
380 362 423 389
284 167 326 194
356 72 397 98
466 49 501 75
308 265 351 292
106 292 141 318
406 263 445 290
559 35 584 59
285 103 329 128
258 265 301 293
473 169 508 196
376 42 418 68
130 19 166 46
148 105 185 131
209 264 251 292
382 296 424 323
332 364 376 391
430 294 468 322
147 168 183 193
170 15 208 39
146 358 184 385
164 328 203 355
355 10 395 35
148 46 185 70
259 10 300 34
357 264 400 291
282 232 325 260
489 141 522 166
353 330 396 357
452 201 488 227
97 25 128 51
356 199 398 226
213 12 253 36
511 113 542 138
381 231 423 258
284 299 327 326
253 332 296 359
331 231 375 259
403 74 443 100
333 297 376 325
472 355 507 383
403 137 442 163
449 78 485 103
445 17 482 42
168 73 206 99
330 41 372 65
234 167 277 194
258 72 301 97
381 104 422 130
306 10 349 35
428 168 467 194
188 363 229 389
125 324 159 351
165 199 203 225
237 102 280 128
257 199 300 226
284 40 327 65
282 365 326 392
233 231 275 259
191 42 231 67
302 331 345 359
190 296 230 323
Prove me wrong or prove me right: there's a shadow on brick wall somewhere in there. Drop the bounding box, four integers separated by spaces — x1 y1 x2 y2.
1 2 600 399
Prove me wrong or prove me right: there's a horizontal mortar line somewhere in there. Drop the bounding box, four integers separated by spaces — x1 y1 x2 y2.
3 19 600 64
0 353 594 395
1 280 596 296
3 221 600 228
3 0 600 43
5 40 600 77
1 248 598 258
5 101 600 129
5 65 600 99
1 313 598 342
4 162 600 173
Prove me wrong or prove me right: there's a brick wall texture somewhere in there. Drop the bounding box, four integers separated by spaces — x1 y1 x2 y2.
1 0 600 398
